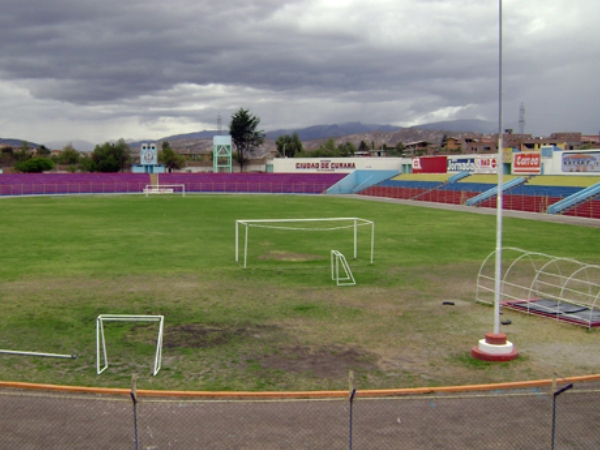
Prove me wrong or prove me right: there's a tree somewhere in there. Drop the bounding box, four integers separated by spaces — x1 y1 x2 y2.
338 141 356 157
229 108 265 172
15 157 54 173
386 142 405 157
37 145 51 157
58 144 80 165
441 134 448 148
275 133 303 158
0 146 15 167
311 138 337 157
78 153 96 172
298 139 356 158
14 142 32 163
91 139 131 172
158 141 186 172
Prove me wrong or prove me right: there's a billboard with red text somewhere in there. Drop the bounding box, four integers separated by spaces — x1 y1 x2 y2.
512 152 541 175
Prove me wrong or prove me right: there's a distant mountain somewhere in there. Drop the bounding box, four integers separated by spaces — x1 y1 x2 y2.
1 119 497 155
0 138 40 148
43 139 96 152
301 127 486 151
410 119 496 134
139 123 404 144
157 130 220 141
127 130 221 149
266 122 402 141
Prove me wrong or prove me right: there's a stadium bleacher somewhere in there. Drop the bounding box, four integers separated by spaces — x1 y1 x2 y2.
357 173 600 219
158 172 345 194
0 172 346 196
0 173 150 196
3 170 600 219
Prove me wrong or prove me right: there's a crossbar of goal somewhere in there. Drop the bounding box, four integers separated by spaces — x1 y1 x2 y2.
143 184 186 197
96 314 165 376
235 218 375 269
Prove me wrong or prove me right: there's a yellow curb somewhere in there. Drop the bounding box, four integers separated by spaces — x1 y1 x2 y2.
1 373 599 400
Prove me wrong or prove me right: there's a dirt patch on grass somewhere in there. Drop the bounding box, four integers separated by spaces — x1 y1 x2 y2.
129 323 280 349
256 345 378 378
163 324 244 348
129 323 378 379
257 250 324 262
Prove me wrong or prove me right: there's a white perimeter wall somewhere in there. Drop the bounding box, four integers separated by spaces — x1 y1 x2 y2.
271 157 405 173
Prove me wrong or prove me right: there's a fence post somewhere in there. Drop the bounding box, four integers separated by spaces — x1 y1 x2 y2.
131 374 139 450
349 370 356 450
551 380 573 450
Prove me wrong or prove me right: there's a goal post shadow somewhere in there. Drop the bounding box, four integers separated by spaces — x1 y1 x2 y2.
96 314 165 376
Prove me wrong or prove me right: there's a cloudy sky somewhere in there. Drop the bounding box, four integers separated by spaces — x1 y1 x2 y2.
1 0 598 145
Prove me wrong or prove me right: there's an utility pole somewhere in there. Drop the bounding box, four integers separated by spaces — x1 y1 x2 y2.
518 103 525 135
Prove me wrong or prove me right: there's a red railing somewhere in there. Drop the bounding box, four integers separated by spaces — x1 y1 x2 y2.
357 186 600 219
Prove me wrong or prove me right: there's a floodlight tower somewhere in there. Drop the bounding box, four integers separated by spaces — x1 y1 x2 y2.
472 0 518 362
518 103 525 135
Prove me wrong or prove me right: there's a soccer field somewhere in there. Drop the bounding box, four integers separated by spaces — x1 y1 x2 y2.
0 194 599 391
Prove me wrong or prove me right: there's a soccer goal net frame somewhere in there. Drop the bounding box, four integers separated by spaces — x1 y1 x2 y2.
235 217 375 269
96 314 165 376
143 184 186 197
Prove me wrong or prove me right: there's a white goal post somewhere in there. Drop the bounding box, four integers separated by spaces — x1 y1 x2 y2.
143 184 186 197
235 218 375 269
96 314 165 376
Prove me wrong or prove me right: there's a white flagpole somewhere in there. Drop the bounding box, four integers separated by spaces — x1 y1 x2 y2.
471 0 516 362
494 0 504 335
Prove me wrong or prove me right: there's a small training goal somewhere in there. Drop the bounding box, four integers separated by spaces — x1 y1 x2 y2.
143 184 186 197
331 250 356 286
235 218 375 269
96 314 165 376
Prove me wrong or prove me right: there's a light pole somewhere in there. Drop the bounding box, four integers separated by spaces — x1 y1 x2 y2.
472 0 518 362
494 0 504 337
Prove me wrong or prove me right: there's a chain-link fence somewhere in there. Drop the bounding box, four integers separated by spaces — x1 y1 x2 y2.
1 379 599 449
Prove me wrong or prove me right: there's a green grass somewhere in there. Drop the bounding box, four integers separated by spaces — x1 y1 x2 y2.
1 194 599 391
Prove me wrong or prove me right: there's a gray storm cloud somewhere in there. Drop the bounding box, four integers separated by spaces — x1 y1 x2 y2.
0 0 598 142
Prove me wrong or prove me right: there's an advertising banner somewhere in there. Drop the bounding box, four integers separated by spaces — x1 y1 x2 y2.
447 158 475 173
562 152 600 173
294 160 357 172
447 156 497 174
412 156 447 173
474 157 496 174
272 157 404 173
513 152 541 174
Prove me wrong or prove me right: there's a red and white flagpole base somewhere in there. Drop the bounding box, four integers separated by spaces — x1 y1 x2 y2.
471 333 518 362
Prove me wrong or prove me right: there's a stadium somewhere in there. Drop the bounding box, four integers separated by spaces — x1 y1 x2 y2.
1 161 600 448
